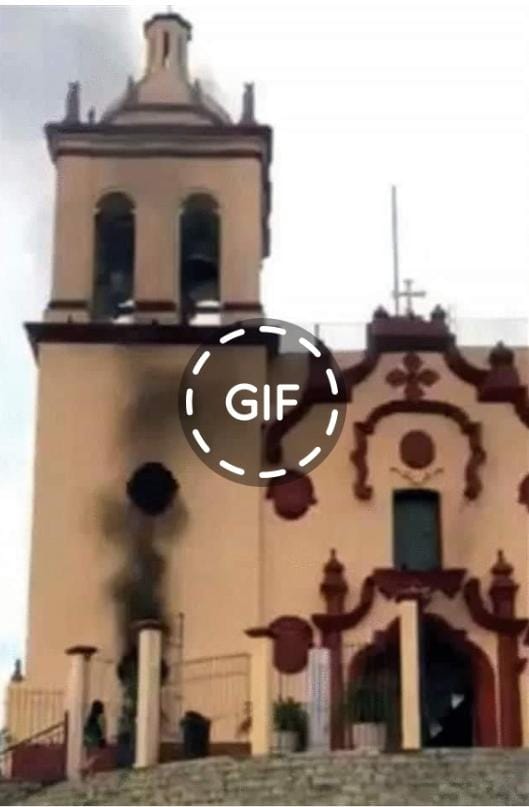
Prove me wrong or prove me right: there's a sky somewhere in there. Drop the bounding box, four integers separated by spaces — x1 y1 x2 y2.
1 0 529 709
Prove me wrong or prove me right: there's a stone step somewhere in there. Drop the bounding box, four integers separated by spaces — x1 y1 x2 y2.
17 750 529 806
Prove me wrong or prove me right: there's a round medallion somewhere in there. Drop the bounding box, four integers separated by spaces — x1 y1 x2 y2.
399 430 435 470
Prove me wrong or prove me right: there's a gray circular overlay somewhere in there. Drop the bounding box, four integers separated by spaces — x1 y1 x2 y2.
178 318 347 486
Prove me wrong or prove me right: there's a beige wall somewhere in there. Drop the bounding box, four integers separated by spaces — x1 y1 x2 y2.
264 349 529 677
21 341 529 742
51 154 263 310
26 342 267 688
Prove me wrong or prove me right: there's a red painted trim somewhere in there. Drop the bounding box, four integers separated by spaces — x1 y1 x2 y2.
316 551 348 749
351 399 486 501
487 551 525 747
385 353 440 401
321 628 344 750
463 579 527 636
320 549 348 615
312 577 376 633
25 322 279 358
372 568 466 599
497 633 524 746
266 471 316 520
367 312 452 353
518 474 529 511
245 618 313 674
399 430 435 469
267 311 529 462
343 350 380 397
11 744 65 783
269 617 313 674
245 627 274 639
444 343 488 387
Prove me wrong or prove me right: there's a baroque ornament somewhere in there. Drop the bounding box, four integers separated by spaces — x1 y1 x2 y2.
386 352 439 401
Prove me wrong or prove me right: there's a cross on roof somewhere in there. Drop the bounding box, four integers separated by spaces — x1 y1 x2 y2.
396 278 426 316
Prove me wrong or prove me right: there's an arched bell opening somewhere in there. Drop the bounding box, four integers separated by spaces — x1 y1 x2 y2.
92 192 135 321
179 193 220 321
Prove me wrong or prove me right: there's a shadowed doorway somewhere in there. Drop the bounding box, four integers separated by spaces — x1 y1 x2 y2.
421 618 474 746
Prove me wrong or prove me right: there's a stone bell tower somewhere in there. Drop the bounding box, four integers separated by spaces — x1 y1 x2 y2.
44 11 271 324
21 12 273 698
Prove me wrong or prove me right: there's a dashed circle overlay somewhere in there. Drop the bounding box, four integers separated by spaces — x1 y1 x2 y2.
179 319 346 486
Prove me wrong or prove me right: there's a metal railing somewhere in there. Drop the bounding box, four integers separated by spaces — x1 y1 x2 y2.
5 685 65 745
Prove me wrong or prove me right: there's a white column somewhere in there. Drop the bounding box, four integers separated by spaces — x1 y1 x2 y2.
307 647 331 752
398 596 422 750
249 637 273 755
135 620 162 768
65 645 97 781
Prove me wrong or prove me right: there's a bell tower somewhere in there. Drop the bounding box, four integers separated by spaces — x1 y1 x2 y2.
44 11 271 324
20 11 274 702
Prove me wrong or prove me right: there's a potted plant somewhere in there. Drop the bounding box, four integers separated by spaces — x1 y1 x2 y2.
273 698 307 753
343 682 392 750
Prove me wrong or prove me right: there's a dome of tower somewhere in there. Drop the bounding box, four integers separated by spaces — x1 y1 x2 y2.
101 12 232 126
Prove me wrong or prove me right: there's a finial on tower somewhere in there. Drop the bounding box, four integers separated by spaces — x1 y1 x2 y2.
192 79 203 104
64 81 80 123
125 75 138 104
240 82 256 123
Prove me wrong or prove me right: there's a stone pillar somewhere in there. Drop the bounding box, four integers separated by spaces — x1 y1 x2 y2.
135 620 163 769
307 647 331 752
65 645 97 781
397 594 422 750
249 636 273 755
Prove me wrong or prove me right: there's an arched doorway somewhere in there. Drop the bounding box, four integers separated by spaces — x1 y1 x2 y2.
421 614 497 747
421 618 473 746
348 614 497 749
347 621 401 750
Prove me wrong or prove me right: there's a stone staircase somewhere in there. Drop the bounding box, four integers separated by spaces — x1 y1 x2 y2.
9 749 529 806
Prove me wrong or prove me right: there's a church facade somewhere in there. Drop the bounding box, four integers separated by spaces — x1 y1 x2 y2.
7 11 529 760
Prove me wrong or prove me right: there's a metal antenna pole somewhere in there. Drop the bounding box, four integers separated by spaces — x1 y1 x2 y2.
391 185 400 314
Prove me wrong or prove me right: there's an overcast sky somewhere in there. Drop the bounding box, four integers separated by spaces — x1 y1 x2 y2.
1 0 529 705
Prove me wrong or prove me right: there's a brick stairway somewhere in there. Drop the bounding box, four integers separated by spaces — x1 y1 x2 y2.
9 749 529 806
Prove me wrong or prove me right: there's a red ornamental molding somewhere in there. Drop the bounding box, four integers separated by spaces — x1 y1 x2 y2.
386 353 439 401
313 577 376 633
266 471 316 519
489 550 518 619
372 568 466 600
466 551 528 748
399 430 435 469
264 309 529 464
320 549 348 614
462 579 527 637
316 550 348 750
246 616 313 674
518 474 529 511
351 399 486 501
